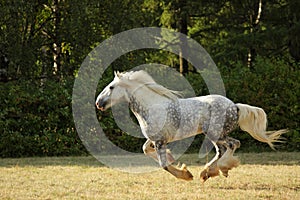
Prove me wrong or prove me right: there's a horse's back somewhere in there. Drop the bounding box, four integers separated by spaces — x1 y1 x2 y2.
191 94 234 105
178 95 235 115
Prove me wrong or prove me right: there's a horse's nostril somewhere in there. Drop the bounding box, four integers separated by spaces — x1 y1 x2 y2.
96 99 107 110
96 101 100 109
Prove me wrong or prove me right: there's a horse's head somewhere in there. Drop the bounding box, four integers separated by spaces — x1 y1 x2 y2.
96 70 180 111
95 71 129 111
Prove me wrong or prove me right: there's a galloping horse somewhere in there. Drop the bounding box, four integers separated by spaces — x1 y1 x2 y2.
95 70 287 182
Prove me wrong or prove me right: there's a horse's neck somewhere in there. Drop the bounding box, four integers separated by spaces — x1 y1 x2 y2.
128 86 170 119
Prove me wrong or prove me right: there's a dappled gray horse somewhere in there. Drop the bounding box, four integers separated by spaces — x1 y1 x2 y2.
96 70 286 181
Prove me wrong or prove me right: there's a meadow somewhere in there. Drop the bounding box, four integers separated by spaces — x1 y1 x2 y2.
0 152 299 200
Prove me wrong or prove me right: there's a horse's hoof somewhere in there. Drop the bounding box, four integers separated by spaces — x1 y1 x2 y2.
200 170 210 183
184 170 194 181
179 163 193 181
221 170 229 177
200 169 210 183
175 169 193 181
166 164 193 181
200 166 220 183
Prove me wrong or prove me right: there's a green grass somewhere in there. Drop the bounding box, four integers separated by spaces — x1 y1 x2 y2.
0 152 299 200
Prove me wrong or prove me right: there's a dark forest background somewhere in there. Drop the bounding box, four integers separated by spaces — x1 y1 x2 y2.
1 0 299 157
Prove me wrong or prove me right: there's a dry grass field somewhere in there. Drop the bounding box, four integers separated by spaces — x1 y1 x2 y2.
0 152 299 200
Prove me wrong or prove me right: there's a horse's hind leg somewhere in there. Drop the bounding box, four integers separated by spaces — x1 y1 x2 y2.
200 137 241 182
153 140 193 181
199 140 223 182
200 104 240 182
217 137 240 177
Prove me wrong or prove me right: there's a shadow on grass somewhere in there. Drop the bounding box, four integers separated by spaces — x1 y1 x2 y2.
0 152 299 168
178 152 300 166
0 156 103 167
217 184 300 191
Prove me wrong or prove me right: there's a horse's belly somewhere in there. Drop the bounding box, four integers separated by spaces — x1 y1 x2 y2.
171 128 203 142
169 120 204 142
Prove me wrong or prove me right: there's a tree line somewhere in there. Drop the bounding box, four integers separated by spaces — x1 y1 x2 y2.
0 0 299 157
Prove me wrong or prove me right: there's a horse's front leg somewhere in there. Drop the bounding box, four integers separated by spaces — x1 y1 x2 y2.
143 139 175 165
154 140 193 181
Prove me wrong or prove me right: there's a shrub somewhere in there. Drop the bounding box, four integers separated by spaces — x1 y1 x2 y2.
0 57 298 158
0 78 87 157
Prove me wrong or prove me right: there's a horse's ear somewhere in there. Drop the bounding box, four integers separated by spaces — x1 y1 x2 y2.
114 71 121 77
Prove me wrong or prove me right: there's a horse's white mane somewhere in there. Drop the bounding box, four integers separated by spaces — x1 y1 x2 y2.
115 70 181 100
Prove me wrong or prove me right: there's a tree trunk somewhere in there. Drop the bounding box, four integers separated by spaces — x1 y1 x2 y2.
53 0 62 79
247 0 262 68
288 0 300 62
178 0 189 75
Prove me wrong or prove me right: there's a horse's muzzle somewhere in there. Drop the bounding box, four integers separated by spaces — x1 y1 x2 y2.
95 98 108 111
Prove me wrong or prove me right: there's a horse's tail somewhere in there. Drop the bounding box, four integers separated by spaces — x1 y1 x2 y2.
236 103 287 150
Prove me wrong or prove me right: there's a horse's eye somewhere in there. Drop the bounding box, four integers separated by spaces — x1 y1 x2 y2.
109 86 114 90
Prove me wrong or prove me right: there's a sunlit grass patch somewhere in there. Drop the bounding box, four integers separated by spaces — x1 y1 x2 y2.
0 152 299 199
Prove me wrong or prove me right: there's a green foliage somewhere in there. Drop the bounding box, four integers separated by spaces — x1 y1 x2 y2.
222 57 300 151
0 78 87 157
